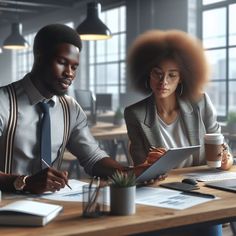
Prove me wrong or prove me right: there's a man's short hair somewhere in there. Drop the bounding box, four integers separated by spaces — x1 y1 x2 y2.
33 24 82 56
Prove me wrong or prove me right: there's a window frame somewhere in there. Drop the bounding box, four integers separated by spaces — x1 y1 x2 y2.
88 4 127 110
198 0 236 121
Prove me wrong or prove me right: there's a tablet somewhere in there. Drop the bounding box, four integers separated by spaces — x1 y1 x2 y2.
136 145 200 183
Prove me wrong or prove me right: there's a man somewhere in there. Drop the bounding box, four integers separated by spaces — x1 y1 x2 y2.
0 24 124 194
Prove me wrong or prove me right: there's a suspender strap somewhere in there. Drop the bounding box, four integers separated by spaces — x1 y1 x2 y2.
57 96 70 169
5 84 18 174
4 87 69 172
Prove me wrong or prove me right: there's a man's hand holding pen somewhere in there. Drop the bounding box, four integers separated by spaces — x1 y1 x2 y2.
24 167 72 194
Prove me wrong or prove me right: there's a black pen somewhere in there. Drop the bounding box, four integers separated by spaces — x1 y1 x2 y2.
181 190 215 199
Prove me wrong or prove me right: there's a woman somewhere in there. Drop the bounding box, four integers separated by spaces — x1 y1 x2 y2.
125 30 233 236
125 29 232 170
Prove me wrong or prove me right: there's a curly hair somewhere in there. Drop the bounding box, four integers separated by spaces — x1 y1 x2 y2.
33 24 82 57
127 30 210 100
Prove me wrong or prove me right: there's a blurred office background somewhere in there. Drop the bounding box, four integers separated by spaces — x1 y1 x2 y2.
0 0 235 122
0 2 236 233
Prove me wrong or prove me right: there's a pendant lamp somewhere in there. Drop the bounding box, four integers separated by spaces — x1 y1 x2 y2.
3 22 29 50
76 2 112 40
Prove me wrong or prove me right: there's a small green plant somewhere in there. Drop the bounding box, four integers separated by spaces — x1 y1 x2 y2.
227 111 236 125
109 170 136 188
113 107 124 126
114 107 123 119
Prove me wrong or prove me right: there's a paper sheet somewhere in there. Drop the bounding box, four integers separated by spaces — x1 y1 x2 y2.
184 169 236 182
41 179 88 202
40 180 216 209
136 187 216 210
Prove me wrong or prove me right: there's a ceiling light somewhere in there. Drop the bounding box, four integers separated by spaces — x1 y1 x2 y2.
3 22 29 50
76 2 112 41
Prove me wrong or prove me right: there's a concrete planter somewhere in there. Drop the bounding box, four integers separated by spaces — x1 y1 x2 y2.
227 123 236 134
113 118 124 126
110 185 136 216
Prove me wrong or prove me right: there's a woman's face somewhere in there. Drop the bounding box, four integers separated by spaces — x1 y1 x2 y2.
149 60 181 99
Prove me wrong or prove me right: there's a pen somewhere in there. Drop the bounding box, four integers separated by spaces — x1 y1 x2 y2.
42 159 72 190
181 190 215 199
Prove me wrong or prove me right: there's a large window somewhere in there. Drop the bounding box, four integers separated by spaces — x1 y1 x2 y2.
88 5 126 110
201 0 236 120
13 33 35 81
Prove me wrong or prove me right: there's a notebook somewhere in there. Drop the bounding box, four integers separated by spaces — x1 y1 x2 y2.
205 179 236 193
136 145 200 183
0 200 63 226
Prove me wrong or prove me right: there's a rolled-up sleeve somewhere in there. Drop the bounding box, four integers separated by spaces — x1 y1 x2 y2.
66 97 108 175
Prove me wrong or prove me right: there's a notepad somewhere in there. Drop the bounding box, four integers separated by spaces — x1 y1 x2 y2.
0 200 63 226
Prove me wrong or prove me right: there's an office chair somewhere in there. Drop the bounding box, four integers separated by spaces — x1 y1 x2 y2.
74 89 96 124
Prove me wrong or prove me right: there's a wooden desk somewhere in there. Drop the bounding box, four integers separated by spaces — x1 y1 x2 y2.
90 122 130 164
90 122 127 141
1 166 236 236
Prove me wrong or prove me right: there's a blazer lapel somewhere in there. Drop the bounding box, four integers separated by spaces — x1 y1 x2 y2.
178 98 201 165
178 98 200 146
141 95 165 147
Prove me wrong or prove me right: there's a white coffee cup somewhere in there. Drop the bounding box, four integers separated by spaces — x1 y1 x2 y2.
204 133 224 168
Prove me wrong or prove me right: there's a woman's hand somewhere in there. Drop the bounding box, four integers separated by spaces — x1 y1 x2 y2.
146 147 167 164
220 143 234 170
133 146 167 184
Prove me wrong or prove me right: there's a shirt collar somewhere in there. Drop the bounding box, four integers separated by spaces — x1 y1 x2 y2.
22 73 57 107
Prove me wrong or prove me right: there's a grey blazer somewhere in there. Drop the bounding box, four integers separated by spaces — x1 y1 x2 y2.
124 93 221 167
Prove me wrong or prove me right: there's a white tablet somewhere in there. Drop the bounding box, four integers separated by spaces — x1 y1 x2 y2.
136 145 201 183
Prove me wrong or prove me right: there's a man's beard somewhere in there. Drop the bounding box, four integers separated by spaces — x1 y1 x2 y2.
48 83 67 97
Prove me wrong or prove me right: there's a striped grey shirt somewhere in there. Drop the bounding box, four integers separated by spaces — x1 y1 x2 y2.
0 74 107 175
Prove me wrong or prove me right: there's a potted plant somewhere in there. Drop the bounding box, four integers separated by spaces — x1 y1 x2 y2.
227 111 236 134
109 170 136 215
113 107 124 126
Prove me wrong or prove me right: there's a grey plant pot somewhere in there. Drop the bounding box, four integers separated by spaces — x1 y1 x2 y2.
113 118 124 126
228 123 236 134
110 185 136 216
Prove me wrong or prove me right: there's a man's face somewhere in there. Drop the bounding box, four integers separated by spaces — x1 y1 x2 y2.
42 43 80 96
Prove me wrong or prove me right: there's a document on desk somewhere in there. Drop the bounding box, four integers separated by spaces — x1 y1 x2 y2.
136 187 215 210
41 179 88 202
184 169 236 182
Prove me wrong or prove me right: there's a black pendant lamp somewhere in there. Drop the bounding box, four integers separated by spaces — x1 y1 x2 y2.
76 2 112 41
3 22 29 50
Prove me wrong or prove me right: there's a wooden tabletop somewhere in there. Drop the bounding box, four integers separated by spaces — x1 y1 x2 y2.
89 122 127 140
1 165 236 236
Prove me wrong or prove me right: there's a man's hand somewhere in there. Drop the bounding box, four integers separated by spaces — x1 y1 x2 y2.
25 168 69 194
